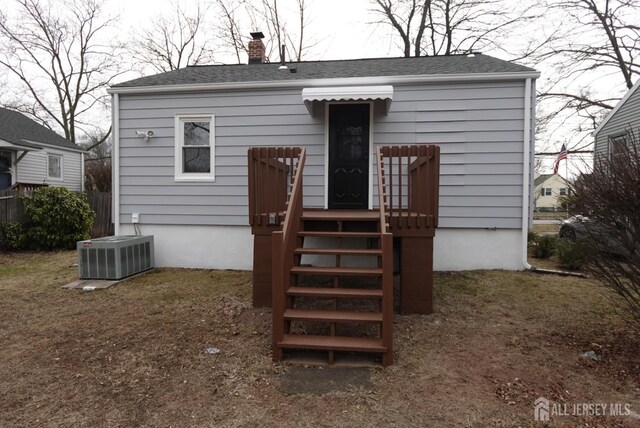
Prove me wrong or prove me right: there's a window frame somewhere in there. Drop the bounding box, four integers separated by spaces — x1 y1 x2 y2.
174 113 215 182
608 133 627 162
540 187 552 197
559 188 567 196
47 153 63 181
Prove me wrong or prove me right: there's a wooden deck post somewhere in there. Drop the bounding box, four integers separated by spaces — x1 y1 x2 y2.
400 236 434 314
252 233 273 307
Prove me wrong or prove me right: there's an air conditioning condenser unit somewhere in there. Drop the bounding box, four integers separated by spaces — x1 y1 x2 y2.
77 235 154 280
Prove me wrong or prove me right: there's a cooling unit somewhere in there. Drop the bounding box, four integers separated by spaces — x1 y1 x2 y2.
77 235 154 280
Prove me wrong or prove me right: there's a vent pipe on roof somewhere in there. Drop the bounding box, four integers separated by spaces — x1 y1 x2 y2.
278 44 288 70
248 32 266 64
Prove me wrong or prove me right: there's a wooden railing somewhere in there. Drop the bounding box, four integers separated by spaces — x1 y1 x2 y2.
379 145 440 231
271 147 306 358
248 147 303 231
376 146 394 364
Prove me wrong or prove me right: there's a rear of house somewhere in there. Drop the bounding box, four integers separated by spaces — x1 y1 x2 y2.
109 50 538 272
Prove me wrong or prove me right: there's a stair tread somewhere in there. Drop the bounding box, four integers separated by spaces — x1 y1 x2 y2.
291 266 383 276
302 210 379 221
287 286 383 298
294 248 382 256
298 231 381 238
284 308 383 322
279 334 387 352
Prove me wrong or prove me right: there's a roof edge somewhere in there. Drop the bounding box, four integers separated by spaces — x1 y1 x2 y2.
108 71 540 95
592 78 640 137
22 139 88 153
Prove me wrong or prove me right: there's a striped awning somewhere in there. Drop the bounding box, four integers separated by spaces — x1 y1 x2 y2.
302 85 393 114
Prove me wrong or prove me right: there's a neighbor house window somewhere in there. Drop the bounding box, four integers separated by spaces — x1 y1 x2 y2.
47 154 62 180
559 188 567 196
609 133 627 162
541 188 552 196
175 114 215 181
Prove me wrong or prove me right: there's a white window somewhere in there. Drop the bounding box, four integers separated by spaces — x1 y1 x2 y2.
540 188 552 196
47 154 63 180
559 188 567 196
175 114 215 181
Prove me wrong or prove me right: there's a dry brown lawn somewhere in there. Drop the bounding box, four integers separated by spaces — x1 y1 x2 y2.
1 251 639 427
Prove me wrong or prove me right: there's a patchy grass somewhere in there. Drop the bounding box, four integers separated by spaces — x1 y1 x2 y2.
0 251 638 427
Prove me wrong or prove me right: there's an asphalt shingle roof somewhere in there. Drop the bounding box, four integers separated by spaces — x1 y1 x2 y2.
0 107 79 151
113 54 537 88
534 174 554 186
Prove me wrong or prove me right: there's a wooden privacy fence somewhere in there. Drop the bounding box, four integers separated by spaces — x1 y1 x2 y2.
0 189 113 238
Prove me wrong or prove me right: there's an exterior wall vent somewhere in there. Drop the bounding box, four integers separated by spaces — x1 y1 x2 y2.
77 235 155 280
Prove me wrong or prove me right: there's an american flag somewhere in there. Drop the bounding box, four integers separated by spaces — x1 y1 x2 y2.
553 144 567 175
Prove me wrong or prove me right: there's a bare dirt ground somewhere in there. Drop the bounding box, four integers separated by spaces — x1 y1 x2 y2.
1 251 639 427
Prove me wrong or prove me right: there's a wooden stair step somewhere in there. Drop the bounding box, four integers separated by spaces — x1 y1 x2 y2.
287 286 383 299
283 309 383 323
291 266 383 276
298 231 380 238
302 210 380 221
279 334 386 353
294 248 382 256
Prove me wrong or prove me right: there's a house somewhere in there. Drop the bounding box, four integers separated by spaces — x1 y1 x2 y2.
0 107 85 191
534 173 568 211
108 42 538 273
108 34 538 365
593 79 640 163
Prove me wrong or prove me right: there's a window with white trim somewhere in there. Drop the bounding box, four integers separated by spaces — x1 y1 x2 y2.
540 187 552 196
47 154 62 180
175 114 215 181
559 188 568 196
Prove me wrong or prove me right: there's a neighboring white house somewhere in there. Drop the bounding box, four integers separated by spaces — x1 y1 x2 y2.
0 107 85 191
108 38 539 271
534 174 568 211
593 79 640 165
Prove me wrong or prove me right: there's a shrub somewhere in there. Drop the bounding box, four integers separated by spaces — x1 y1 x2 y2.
532 235 556 259
556 238 591 270
0 222 26 250
527 230 538 244
568 127 640 326
22 187 95 250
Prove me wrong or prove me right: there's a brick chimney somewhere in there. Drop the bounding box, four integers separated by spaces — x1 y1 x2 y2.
248 32 266 64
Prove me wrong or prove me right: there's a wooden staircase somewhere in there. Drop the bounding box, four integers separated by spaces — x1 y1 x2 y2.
249 145 440 367
274 210 394 366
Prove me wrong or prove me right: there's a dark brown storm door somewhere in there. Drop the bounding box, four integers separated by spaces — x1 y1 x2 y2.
328 103 370 209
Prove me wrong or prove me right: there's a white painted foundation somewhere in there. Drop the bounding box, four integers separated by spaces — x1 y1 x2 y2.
433 228 523 270
119 224 254 270
119 224 523 271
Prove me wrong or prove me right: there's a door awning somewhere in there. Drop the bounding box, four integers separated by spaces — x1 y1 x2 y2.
302 85 393 114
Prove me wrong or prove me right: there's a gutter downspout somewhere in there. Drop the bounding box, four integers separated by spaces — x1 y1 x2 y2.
113 93 120 235
522 78 533 270
521 79 588 279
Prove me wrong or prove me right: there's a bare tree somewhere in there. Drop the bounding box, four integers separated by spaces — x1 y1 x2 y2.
536 0 640 129
215 0 247 64
566 128 640 327
371 0 535 57
82 133 111 192
130 0 215 73
215 0 314 64
0 0 119 145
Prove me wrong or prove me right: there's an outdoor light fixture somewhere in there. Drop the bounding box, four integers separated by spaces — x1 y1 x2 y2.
135 130 154 141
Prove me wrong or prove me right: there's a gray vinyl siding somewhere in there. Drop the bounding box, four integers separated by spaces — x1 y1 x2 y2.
117 79 529 228
594 85 640 160
16 147 83 191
